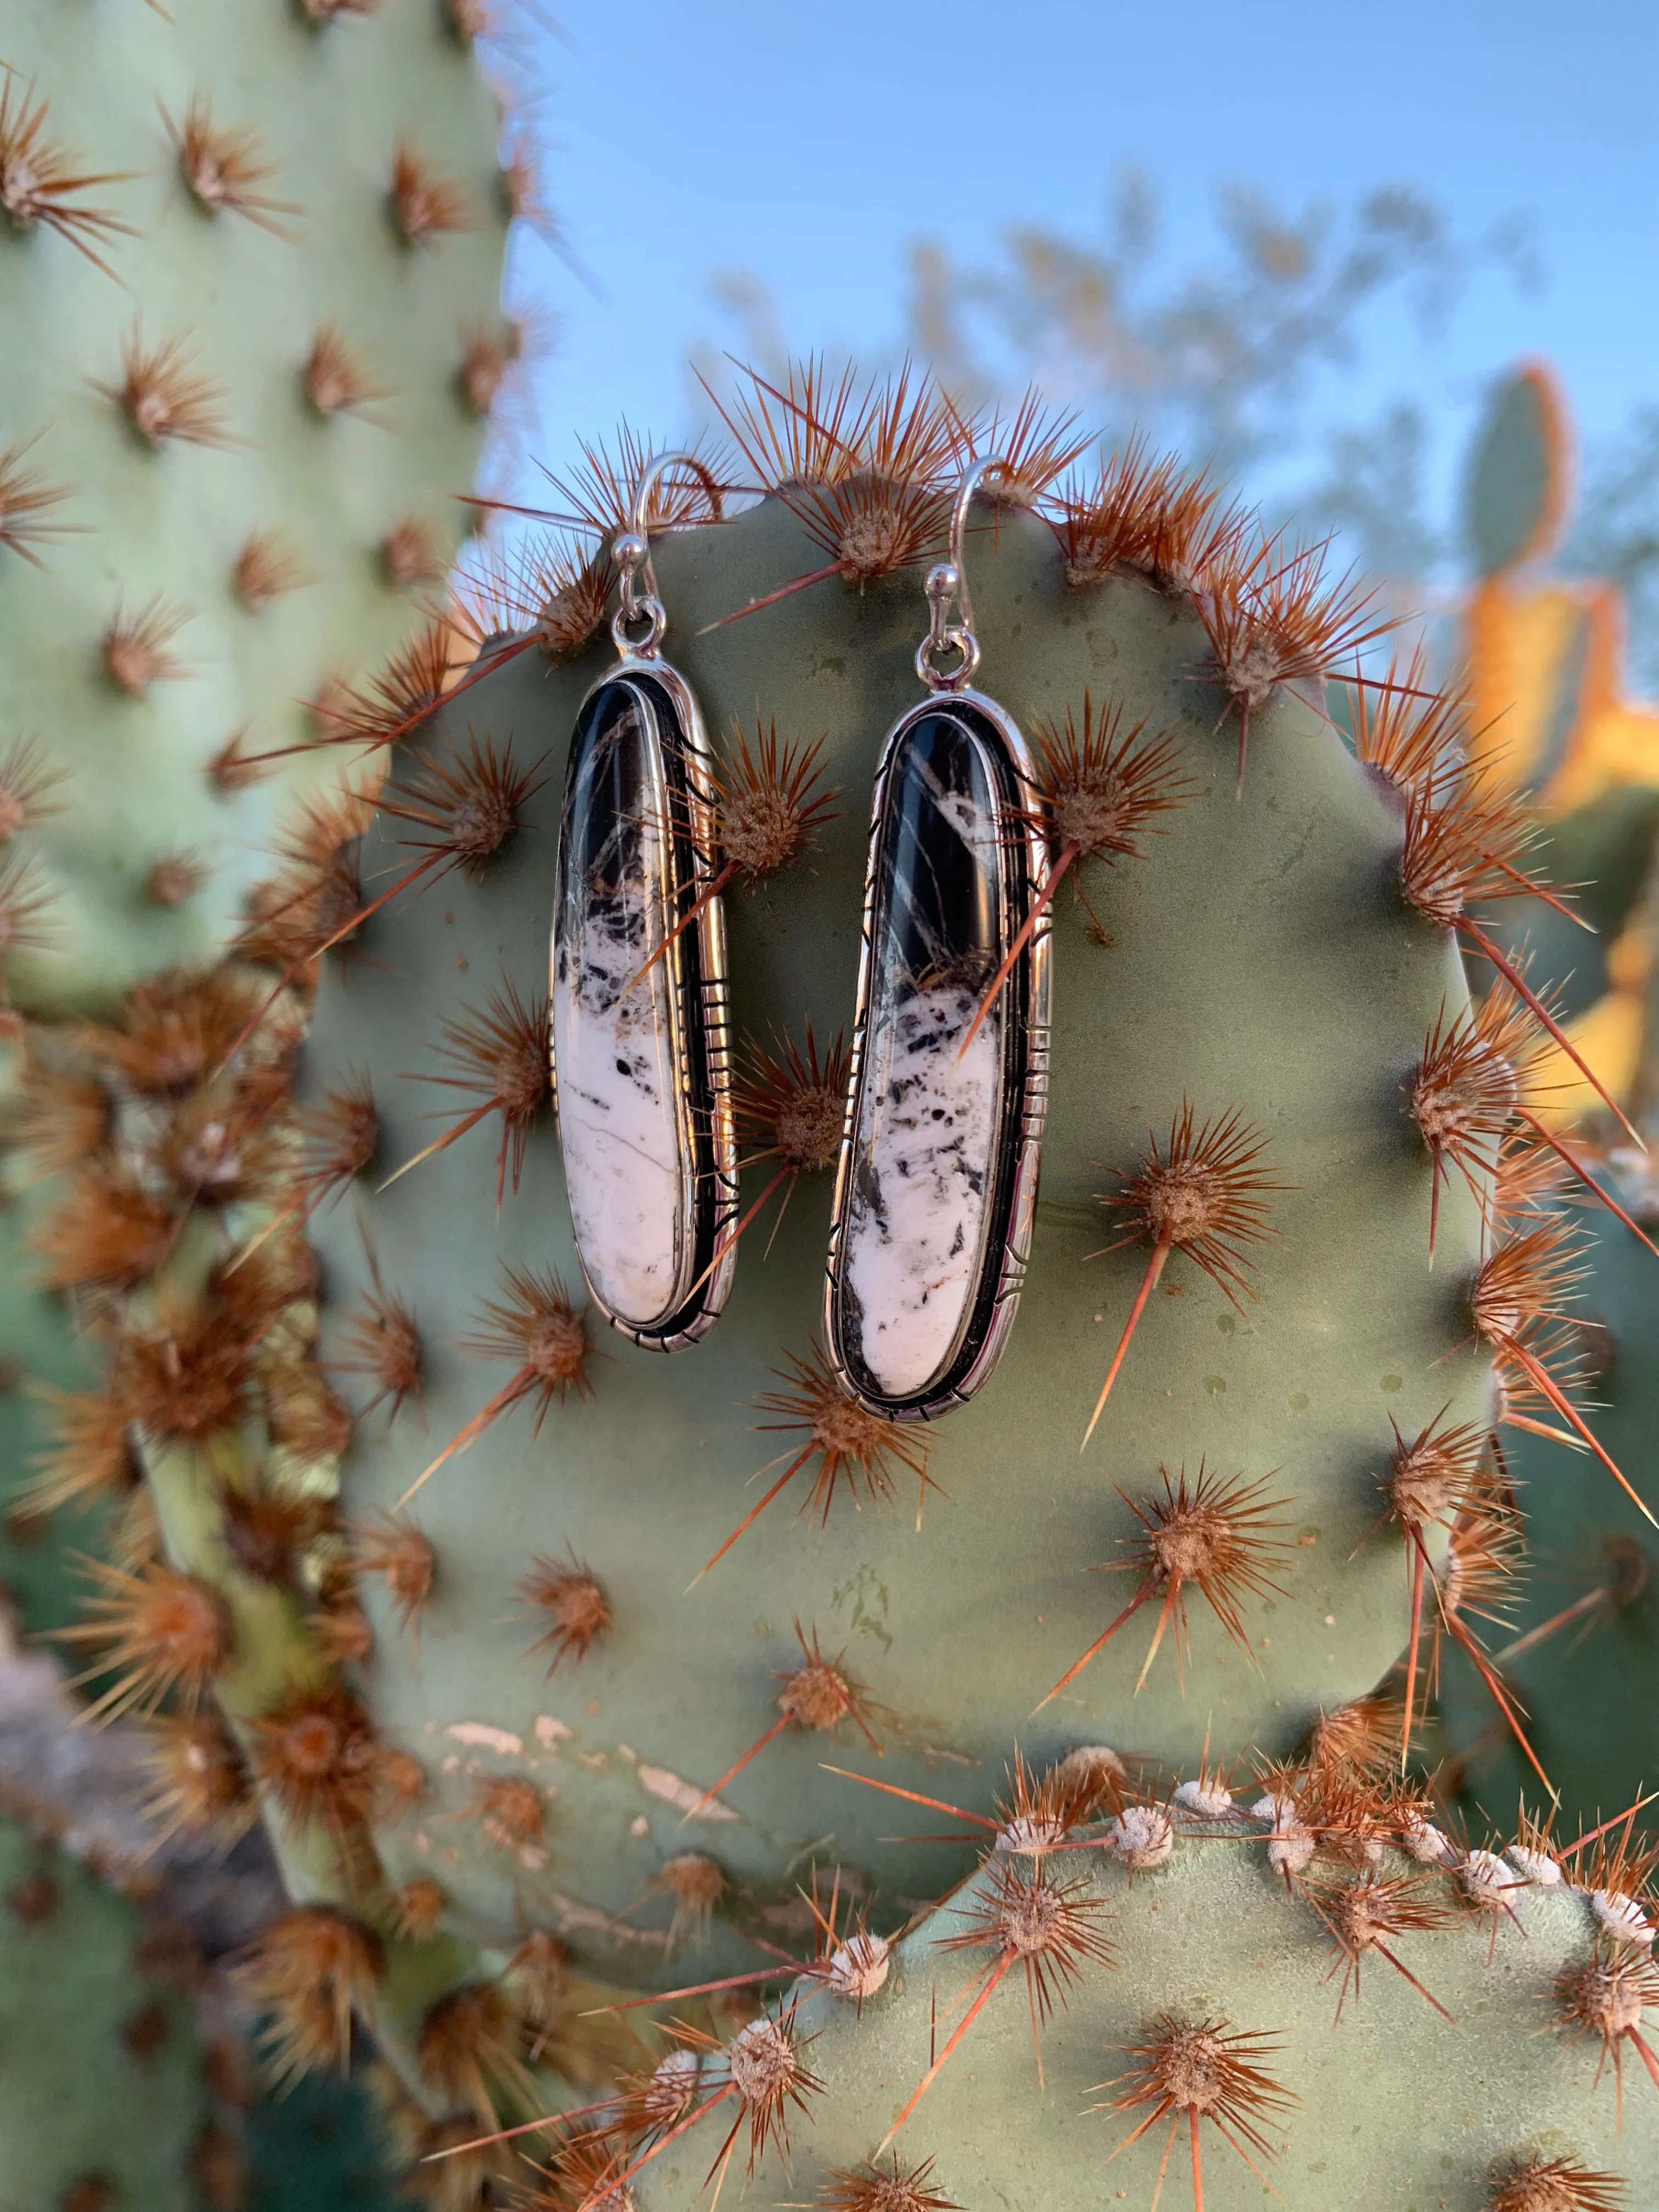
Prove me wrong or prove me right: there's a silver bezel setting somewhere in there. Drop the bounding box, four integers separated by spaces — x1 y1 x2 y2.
823 681 1052 1418
550 648 738 1352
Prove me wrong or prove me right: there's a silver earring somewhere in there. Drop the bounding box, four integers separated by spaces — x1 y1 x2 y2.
825 456 1052 1417
550 453 738 1351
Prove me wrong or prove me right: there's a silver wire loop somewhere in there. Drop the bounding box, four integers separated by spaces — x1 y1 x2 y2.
611 450 724 659
916 455 1012 691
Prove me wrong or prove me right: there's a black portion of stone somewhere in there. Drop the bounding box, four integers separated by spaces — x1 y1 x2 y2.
555 674 726 1344
876 708 1000 1005
557 679 656 1005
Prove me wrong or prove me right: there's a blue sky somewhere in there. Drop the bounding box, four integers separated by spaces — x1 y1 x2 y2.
500 1 1659 531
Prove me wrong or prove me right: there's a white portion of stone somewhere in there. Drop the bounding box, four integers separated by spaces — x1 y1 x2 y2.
554 806 684 1329
844 982 999 1397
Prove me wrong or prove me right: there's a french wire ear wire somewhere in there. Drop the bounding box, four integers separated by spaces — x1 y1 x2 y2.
549 452 738 1351
825 457 1053 1418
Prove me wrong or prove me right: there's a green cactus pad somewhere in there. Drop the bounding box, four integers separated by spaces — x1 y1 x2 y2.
626 1803 1659 2212
0 0 506 1015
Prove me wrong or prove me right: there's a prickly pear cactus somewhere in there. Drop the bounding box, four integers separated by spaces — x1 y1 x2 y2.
43 378 1654 2202
597 1785 1659 2212
0 1813 213 2211
154 410 1511 1935
1465 360 1570 583
0 0 511 1016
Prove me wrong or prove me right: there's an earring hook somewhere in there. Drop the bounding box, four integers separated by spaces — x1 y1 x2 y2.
918 454 1013 692
612 449 725 658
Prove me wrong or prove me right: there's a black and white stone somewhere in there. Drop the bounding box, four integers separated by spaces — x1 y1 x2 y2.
832 702 1037 1410
552 677 698 1335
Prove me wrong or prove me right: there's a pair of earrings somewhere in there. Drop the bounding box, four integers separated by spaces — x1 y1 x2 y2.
549 452 1052 1420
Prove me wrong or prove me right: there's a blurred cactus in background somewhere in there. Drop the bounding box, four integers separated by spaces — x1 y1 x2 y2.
0 0 531 2200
